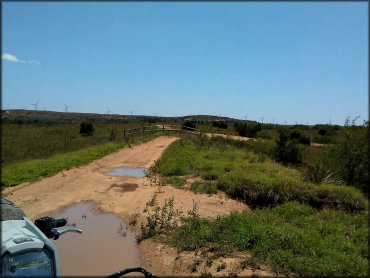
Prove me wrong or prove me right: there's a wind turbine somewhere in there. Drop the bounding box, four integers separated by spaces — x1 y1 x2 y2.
31 101 39 110
64 104 71 113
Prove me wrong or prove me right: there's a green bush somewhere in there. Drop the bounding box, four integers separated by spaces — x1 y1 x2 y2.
318 128 327 136
312 136 337 144
272 130 302 165
289 129 311 145
212 121 228 129
182 121 197 131
217 170 367 212
300 163 343 185
234 122 262 138
327 118 369 194
79 121 95 136
256 130 272 139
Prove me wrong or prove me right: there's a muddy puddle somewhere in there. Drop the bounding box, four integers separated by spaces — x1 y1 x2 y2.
107 167 148 177
52 202 139 276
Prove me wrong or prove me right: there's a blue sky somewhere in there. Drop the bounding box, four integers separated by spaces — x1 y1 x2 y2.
2 2 368 125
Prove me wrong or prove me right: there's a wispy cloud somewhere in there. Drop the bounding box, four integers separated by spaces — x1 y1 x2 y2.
2 53 40 65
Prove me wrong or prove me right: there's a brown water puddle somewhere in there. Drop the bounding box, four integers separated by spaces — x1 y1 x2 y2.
52 201 139 277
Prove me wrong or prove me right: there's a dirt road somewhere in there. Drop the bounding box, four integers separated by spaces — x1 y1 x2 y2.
3 136 272 277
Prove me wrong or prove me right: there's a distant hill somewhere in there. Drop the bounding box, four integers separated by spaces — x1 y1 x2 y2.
1 109 257 125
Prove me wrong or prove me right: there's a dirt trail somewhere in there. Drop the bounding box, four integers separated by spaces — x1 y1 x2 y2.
3 136 272 277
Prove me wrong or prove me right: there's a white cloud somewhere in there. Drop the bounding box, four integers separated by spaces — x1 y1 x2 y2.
28 59 40 65
2 53 40 65
2 53 24 63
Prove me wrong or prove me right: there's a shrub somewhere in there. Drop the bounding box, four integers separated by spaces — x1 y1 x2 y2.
217 170 367 212
318 128 327 136
182 121 197 131
234 122 262 138
79 121 95 136
327 118 369 194
212 121 228 129
272 130 302 165
300 163 343 185
289 129 311 145
289 129 305 140
312 136 337 144
256 130 272 139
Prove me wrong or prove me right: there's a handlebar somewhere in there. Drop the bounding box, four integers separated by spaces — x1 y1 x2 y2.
105 267 156 278
34 216 81 240
55 218 67 228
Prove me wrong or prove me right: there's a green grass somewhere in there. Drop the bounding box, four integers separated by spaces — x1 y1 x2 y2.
1 122 164 165
190 181 218 195
1 132 162 189
155 137 367 212
169 202 368 277
163 176 186 188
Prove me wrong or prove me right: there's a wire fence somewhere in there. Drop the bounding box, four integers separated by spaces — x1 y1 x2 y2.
123 125 200 137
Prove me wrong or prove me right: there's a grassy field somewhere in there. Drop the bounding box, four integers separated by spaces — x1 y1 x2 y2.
1 122 158 165
169 202 368 276
1 124 165 189
146 135 368 276
155 136 367 212
2 119 367 276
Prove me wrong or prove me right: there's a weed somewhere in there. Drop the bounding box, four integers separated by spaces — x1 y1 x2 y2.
189 258 201 272
300 163 343 185
216 262 226 272
138 197 179 242
200 270 212 278
128 213 139 226
205 257 213 267
240 257 259 270
163 176 186 188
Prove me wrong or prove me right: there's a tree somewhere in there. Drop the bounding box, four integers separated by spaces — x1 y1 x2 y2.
272 129 302 165
80 121 95 136
234 122 262 138
329 118 369 193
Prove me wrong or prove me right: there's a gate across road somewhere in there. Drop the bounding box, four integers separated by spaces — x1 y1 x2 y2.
123 125 200 137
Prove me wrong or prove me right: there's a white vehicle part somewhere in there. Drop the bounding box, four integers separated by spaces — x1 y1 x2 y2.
1 216 60 276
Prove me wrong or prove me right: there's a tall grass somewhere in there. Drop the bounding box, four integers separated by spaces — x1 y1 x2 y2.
1 122 158 165
155 137 368 212
1 132 161 188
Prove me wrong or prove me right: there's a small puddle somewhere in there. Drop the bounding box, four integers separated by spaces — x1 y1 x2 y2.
52 202 139 277
107 167 148 178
